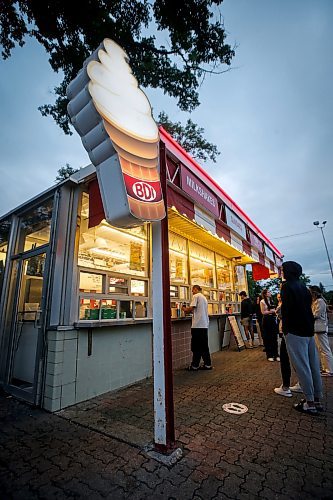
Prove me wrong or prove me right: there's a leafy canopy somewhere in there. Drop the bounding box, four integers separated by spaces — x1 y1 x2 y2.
158 111 220 162
0 0 235 144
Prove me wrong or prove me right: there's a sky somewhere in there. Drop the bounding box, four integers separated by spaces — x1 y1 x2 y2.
0 0 332 289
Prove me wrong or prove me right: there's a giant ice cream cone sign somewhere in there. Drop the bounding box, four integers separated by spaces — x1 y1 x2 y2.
67 39 165 227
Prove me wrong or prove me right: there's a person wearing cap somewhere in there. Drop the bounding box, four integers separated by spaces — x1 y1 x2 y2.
281 261 323 415
239 291 256 348
182 285 212 371
310 285 333 376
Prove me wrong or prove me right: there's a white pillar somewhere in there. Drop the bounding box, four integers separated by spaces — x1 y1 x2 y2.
152 220 167 446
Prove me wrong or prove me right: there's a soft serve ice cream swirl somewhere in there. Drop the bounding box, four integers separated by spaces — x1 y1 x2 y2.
67 38 165 225
87 39 159 143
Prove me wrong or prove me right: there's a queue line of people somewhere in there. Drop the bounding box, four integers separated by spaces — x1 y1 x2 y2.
183 264 332 415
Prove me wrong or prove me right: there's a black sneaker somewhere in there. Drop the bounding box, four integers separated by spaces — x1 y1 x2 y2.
187 365 199 371
200 365 213 370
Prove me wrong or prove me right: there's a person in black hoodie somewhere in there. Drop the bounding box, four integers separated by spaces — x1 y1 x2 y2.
281 261 323 415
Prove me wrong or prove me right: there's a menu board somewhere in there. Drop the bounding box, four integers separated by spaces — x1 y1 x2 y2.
228 315 245 350
130 242 142 271
79 272 103 292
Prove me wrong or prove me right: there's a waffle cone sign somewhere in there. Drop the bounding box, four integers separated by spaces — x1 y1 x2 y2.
66 38 166 227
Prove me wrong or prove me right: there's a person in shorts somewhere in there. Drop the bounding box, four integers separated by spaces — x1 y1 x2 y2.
239 291 255 348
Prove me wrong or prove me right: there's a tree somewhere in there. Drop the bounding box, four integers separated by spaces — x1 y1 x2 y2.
158 111 220 162
246 271 282 302
0 0 235 138
55 163 79 183
299 274 311 287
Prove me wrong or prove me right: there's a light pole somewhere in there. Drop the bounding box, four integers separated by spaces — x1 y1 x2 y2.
313 221 333 282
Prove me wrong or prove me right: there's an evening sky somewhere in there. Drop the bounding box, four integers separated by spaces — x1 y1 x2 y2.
0 0 332 288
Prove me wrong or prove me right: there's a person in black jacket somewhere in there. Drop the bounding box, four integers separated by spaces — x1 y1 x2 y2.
281 261 323 415
239 291 256 348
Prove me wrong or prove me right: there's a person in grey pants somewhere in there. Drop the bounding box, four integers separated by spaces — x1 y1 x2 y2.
281 261 323 415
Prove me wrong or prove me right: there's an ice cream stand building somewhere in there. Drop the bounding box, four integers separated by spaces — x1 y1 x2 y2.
0 40 282 413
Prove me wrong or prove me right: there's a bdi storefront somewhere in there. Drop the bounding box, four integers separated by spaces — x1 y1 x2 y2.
0 127 282 411
0 39 282 412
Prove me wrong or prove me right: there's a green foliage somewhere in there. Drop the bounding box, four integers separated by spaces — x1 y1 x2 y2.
158 111 220 162
299 274 311 286
55 163 79 183
247 270 281 303
0 1 235 135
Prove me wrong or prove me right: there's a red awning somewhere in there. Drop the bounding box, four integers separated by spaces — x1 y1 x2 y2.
252 263 270 281
88 179 105 228
167 186 195 220
215 220 231 243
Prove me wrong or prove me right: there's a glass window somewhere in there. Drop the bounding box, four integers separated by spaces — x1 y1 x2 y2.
135 301 147 318
169 232 188 284
78 193 148 276
179 286 189 300
130 279 147 296
18 199 53 252
79 298 100 320
119 301 133 319
189 242 216 288
216 254 233 291
0 219 11 297
109 277 128 294
101 299 117 319
234 265 246 294
79 272 104 293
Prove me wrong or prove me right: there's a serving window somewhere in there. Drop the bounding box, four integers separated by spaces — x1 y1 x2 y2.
189 242 216 288
169 232 244 316
77 193 149 322
78 193 148 277
169 233 188 284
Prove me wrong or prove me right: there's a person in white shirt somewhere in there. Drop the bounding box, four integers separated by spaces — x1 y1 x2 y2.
182 285 212 371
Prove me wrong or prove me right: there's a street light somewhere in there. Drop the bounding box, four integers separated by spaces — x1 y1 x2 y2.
313 221 333 282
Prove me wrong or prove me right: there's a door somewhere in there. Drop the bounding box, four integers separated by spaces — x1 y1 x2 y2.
6 251 47 403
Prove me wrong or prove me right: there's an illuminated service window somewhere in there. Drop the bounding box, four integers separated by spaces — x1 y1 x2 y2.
17 199 53 253
77 193 150 322
189 242 216 288
0 219 11 298
78 193 148 276
234 265 247 295
169 232 188 284
216 254 233 291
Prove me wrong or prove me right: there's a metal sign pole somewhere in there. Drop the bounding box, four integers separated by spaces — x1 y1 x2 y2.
152 142 175 452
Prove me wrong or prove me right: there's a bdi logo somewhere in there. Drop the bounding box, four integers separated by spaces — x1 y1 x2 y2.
133 182 157 201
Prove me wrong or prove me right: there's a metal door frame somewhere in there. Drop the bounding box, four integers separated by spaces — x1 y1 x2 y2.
3 245 51 404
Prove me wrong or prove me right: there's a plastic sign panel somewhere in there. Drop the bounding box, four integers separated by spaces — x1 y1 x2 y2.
225 206 246 239
66 38 165 227
181 166 219 217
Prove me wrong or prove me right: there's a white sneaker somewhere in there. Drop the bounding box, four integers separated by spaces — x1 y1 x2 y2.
275 357 280 362
289 382 302 393
274 385 292 397
267 357 274 362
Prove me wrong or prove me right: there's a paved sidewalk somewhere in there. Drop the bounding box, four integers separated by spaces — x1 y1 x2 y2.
1 345 333 499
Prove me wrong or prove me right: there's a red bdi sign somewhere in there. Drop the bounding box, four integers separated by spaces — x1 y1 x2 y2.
124 175 163 203
66 38 165 228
